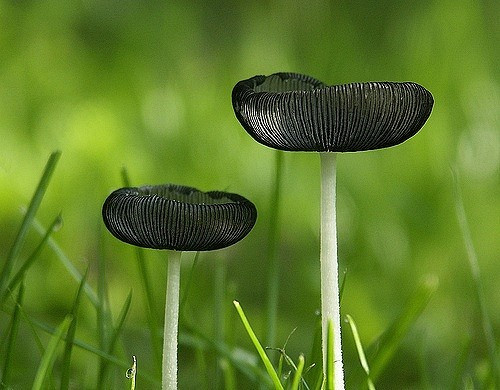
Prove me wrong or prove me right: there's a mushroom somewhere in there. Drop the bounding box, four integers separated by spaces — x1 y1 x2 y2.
102 184 257 389
232 72 434 388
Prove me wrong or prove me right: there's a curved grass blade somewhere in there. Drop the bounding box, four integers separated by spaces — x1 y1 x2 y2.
368 275 438 382
453 169 500 387
346 315 375 390
0 150 61 298
32 315 72 390
3 214 62 305
60 268 88 390
291 354 305 390
233 300 283 390
1 281 25 386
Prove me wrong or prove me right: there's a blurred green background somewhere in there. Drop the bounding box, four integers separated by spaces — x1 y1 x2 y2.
0 0 498 388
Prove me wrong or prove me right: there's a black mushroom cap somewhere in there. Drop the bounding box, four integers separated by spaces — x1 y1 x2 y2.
232 72 434 152
102 184 257 251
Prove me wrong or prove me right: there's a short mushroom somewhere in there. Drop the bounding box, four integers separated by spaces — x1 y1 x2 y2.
102 184 257 389
232 72 433 388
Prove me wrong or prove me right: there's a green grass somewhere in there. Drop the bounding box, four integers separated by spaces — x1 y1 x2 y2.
0 151 493 388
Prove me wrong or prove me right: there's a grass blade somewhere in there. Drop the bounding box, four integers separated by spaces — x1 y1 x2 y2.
108 290 133 353
346 314 375 390
1 281 25 386
291 354 305 390
369 275 438 382
452 169 500 386
266 149 284 349
32 315 72 390
0 150 61 298
233 300 283 390
3 214 62 305
60 268 88 390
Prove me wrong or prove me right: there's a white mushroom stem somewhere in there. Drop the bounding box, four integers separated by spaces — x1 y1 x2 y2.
162 250 182 390
320 152 344 389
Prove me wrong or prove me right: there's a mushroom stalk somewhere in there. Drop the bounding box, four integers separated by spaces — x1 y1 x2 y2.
320 152 344 388
162 250 182 390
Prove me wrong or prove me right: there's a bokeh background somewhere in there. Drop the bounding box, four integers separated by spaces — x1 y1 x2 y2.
0 0 498 388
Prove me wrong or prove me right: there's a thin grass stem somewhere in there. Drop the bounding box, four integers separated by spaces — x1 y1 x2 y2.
266 150 284 348
346 315 375 390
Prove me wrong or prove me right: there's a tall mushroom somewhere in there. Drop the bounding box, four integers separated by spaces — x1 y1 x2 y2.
232 72 433 388
102 184 257 389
